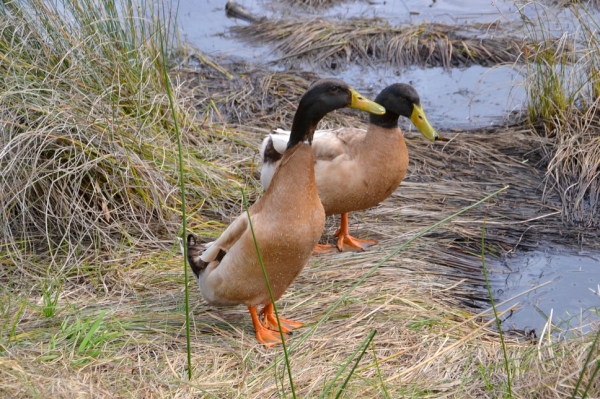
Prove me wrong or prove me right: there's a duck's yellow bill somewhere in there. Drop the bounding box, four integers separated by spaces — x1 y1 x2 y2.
348 88 386 115
410 104 439 141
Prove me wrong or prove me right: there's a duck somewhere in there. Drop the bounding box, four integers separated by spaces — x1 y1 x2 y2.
260 83 438 252
187 78 385 347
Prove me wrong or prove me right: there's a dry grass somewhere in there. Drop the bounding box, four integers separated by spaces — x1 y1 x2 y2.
2 1 600 397
176 53 369 131
522 2 600 229
1 232 598 398
550 0 600 7
532 109 600 228
0 0 248 275
231 18 564 70
5 59 598 396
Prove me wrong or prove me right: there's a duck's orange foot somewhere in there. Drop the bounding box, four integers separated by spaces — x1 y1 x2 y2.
333 212 377 252
260 304 303 334
334 231 377 252
312 243 337 255
255 324 287 347
249 305 287 347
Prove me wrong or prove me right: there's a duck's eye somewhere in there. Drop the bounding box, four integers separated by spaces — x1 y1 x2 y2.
329 86 341 93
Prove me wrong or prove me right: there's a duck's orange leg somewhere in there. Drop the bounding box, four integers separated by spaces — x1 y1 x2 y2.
260 303 303 333
334 213 377 251
248 305 285 347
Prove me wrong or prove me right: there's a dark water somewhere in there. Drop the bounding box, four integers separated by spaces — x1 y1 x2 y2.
495 249 600 335
175 0 600 333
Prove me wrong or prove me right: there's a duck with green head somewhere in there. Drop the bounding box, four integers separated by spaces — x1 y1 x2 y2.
260 83 438 252
187 78 385 346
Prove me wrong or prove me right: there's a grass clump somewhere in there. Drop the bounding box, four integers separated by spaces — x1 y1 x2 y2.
231 18 560 70
40 278 61 318
521 2 600 229
0 0 241 274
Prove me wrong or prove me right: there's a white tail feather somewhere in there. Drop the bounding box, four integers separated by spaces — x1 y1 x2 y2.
259 128 335 190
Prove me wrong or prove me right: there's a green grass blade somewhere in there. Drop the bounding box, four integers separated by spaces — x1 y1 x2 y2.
581 358 600 399
42 278 61 318
241 188 297 399
334 329 377 399
572 325 600 399
157 0 192 380
9 296 28 342
480 221 512 397
320 330 377 399
371 342 391 399
77 310 105 353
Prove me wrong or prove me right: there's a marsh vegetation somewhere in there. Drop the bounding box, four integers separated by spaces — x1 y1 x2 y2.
0 0 598 397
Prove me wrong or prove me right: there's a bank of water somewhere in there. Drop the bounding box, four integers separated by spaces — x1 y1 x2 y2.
175 0 600 334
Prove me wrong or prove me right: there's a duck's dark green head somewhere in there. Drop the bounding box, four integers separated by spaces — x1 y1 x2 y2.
287 78 385 150
371 83 439 141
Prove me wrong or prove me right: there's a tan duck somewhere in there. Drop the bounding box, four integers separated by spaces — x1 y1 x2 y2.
260 83 438 252
187 79 385 347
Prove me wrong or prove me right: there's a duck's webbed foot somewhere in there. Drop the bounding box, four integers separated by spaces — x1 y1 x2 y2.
260 303 303 333
334 213 377 251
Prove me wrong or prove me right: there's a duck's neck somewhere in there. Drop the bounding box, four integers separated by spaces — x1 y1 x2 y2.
286 121 315 150
287 106 327 150
362 123 404 155
369 111 400 130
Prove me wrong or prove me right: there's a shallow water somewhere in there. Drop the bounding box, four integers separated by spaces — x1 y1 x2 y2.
174 0 600 333
175 0 529 127
335 64 525 128
177 0 274 62
495 249 600 336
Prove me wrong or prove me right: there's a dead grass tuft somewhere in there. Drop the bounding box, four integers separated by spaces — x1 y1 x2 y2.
0 0 247 274
531 108 600 229
231 18 564 70
522 1 600 229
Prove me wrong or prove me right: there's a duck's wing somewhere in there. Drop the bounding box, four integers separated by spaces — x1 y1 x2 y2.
200 212 249 263
264 129 289 154
186 212 249 278
311 128 367 161
186 236 225 279
259 127 367 189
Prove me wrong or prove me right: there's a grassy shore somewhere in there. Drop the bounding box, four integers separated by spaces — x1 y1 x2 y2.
1 0 599 397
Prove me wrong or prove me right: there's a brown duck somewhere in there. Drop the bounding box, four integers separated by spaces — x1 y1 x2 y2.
187 79 385 346
260 83 439 252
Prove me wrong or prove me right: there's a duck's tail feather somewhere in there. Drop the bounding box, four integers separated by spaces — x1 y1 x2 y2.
187 234 207 279
259 133 288 190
